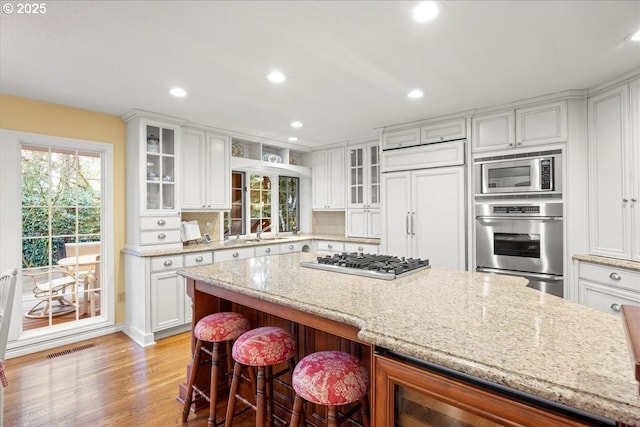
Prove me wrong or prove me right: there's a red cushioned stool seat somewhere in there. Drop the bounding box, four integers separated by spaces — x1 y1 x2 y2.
225 326 297 427
291 351 370 427
182 312 251 427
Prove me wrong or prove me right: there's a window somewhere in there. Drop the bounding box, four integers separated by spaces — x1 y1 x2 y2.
224 172 299 236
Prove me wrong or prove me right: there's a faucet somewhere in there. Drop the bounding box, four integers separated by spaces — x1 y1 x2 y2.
256 222 271 240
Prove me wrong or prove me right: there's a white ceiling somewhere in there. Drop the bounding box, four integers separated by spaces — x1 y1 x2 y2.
1 1 639 148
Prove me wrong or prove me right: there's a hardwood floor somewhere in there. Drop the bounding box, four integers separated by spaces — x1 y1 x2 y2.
3 332 257 426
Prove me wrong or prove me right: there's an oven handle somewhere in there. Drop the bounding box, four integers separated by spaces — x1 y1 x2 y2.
476 216 563 222
476 267 564 281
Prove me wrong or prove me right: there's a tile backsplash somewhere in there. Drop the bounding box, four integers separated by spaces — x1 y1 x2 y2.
181 211 221 241
312 211 345 236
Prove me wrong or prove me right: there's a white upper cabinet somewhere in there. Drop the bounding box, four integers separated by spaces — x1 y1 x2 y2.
347 140 381 238
382 118 466 151
472 101 567 152
516 100 567 146
588 79 639 261
472 109 515 152
181 127 231 210
312 146 345 210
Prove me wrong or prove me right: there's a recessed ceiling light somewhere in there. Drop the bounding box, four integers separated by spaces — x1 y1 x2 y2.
408 89 424 99
267 70 286 83
631 30 640 42
169 87 188 97
288 137 298 142
412 1 440 23
290 121 303 128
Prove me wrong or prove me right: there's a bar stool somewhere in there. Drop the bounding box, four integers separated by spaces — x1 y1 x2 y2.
290 351 370 427
224 326 297 427
182 312 251 427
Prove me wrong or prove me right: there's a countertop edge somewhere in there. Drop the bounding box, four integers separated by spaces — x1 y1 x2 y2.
573 254 640 272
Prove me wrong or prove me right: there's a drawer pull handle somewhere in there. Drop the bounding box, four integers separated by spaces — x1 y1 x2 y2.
610 303 621 313
289 244 294 249
328 244 333 249
232 251 239 258
157 233 166 240
265 248 271 253
195 256 203 262
609 272 621 281
163 260 173 267
157 219 166 226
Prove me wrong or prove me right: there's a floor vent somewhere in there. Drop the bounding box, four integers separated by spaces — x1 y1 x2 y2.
46 343 95 359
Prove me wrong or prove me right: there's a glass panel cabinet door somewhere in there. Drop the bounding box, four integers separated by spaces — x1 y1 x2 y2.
145 125 176 210
349 146 365 206
368 144 380 206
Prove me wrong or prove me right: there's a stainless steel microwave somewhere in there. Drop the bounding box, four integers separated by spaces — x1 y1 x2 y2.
475 153 561 195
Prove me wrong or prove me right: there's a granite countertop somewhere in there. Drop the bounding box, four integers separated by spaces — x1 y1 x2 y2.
179 252 640 425
122 234 380 257
573 254 640 272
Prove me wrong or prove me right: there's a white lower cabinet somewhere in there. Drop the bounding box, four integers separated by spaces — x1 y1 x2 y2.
316 241 345 254
214 246 255 262
345 242 379 254
347 208 381 238
124 251 211 346
578 262 640 316
279 240 311 253
255 244 280 256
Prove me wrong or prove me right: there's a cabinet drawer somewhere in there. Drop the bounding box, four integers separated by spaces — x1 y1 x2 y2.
344 242 379 254
579 263 640 292
381 140 464 172
317 241 345 253
421 118 466 144
279 240 311 253
382 127 421 150
151 255 184 272
140 216 181 230
140 229 182 246
255 245 280 256
215 247 254 262
579 280 640 316
184 251 213 267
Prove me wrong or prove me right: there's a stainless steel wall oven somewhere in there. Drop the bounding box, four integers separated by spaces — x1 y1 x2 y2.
475 202 564 297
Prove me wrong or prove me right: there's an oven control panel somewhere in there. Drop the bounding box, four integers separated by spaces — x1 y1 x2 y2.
540 158 552 190
493 205 541 214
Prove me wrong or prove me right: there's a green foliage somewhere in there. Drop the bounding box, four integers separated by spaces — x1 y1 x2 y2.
21 148 101 268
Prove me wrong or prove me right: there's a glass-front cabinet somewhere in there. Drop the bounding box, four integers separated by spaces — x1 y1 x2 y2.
145 125 176 211
348 141 380 208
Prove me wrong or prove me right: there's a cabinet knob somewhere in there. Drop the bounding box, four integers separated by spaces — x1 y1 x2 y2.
509 143 514 147
265 248 271 253
623 198 629 203
632 198 638 203
328 244 333 249
195 256 203 262
157 233 166 240
163 260 173 267
610 303 621 313
609 272 621 281
289 244 294 249
157 219 166 226
358 246 364 251
232 251 239 258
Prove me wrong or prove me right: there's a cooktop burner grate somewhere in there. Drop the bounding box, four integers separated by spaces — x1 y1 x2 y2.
300 252 430 280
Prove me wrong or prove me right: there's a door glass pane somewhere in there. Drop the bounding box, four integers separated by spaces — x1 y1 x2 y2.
279 176 299 232
21 145 103 331
224 172 246 237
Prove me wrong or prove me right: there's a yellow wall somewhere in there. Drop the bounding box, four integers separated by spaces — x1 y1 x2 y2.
0 94 127 323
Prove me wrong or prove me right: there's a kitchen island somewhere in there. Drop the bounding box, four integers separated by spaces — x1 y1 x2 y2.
179 252 640 426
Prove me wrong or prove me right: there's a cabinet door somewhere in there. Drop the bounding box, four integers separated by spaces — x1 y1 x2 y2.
411 167 466 269
367 143 381 208
421 118 466 144
382 127 421 150
588 84 631 259
327 147 345 208
368 208 382 238
632 78 640 261
181 129 207 209
382 172 412 258
205 133 231 209
311 150 329 209
516 100 567 146
579 279 640 316
144 123 179 212
346 208 368 238
150 270 185 331
347 145 366 208
471 110 515 152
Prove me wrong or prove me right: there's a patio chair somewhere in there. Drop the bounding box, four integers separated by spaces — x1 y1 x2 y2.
1 268 18 360
23 268 77 318
83 255 101 317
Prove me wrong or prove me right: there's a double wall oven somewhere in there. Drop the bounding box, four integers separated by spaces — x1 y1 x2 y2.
474 151 564 298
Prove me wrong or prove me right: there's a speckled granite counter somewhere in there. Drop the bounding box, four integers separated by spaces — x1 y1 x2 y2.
122 234 379 257
573 254 640 272
179 252 640 425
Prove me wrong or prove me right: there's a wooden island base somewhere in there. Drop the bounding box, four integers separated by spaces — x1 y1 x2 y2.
180 277 628 427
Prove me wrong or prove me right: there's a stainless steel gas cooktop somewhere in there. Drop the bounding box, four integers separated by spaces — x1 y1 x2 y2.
300 253 430 280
